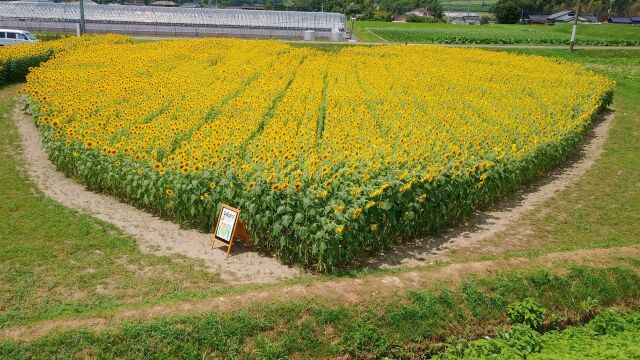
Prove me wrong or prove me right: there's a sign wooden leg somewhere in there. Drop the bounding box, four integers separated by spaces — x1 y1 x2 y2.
226 240 233 257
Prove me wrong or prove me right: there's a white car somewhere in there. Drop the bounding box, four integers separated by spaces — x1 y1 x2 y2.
0 29 38 46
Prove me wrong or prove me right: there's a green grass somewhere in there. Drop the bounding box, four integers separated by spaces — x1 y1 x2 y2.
0 87 226 328
353 21 640 45
1 263 639 358
435 308 640 359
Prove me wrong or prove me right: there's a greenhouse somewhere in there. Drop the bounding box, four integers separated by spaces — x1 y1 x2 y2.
0 2 347 39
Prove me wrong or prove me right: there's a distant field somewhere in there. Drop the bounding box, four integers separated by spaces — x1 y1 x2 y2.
441 0 494 12
354 21 640 45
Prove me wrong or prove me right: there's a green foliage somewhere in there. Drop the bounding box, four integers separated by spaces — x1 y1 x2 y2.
355 22 640 46
1 262 640 358
379 0 418 14
442 0 494 12
406 14 439 22
423 0 444 18
338 318 391 359
590 309 628 335
387 290 446 340
462 282 506 319
507 298 546 329
493 0 522 24
435 324 543 359
0 52 52 86
435 309 640 359
255 337 291 360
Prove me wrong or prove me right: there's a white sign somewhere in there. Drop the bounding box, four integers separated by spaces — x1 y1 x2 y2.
215 206 239 244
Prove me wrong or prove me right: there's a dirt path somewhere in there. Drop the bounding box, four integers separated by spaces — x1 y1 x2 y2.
2 245 638 342
366 111 615 268
11 102 301 285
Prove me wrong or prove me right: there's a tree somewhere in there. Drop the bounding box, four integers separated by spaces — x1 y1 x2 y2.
493 0 522 23
379 0 417 15
285 0 315 11
422 0 443 19
344 2 362 15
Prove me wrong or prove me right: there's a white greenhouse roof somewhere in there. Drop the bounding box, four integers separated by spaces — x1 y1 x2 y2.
0 2 346 31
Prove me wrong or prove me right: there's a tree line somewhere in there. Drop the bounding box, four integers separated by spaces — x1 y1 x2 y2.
493 0 638 23
62 0 639 21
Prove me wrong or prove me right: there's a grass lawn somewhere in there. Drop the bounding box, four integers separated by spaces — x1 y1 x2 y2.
353 21 640 45
2 262 640 358
0 46 638 357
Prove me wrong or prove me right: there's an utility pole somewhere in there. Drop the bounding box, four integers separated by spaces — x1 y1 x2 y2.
348 16 355 39
79 0 86 35
569 0 580 51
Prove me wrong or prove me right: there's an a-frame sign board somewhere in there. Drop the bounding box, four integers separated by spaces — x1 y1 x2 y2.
212 204 252 257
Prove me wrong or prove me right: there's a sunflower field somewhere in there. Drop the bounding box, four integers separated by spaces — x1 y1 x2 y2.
20 38 614 271
0 34 130 86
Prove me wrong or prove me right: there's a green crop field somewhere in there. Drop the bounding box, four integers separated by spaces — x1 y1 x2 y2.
441 0 494 12
354 21 640 45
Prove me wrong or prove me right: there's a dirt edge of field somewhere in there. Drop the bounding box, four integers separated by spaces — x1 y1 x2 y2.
1 245 639 342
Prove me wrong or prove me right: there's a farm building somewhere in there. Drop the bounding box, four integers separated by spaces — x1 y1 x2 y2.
608 16 639 24
0 1 346 39
525 14 555 25
445 12 481 25
392 8 434 22
548 10 598 23
525 11 598 25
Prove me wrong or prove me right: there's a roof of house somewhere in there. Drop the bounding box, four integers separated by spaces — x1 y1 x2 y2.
528 14 552 22
150 0 179 6
581 15 598 23
548 10 573 20
631 16 640 23
405 8 432 17
609 16 633 23
444 12 480 18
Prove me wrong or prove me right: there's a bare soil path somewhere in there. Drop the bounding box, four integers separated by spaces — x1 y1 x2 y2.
1 245 638 342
